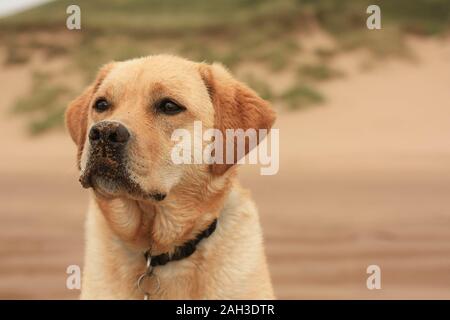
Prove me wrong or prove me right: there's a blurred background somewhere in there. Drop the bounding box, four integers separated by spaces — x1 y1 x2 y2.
0 0 450 299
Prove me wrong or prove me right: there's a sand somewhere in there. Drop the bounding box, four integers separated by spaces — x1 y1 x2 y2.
1 37 450 299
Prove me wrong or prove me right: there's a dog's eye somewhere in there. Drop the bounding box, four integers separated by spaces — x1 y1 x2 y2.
93 98 110 112
156 99 186 115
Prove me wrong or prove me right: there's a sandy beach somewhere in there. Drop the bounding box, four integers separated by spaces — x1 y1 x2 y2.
1 37 450 299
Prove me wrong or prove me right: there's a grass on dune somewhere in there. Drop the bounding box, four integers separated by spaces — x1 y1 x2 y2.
1 0 449 134
11 71 72 134
298 63 344 81
2 0 449 36
280 83 325 110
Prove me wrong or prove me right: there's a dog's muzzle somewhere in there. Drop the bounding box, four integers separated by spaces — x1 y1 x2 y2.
79 121 166 201
79 121 130 189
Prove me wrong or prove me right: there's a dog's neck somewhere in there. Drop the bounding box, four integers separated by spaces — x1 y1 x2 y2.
94 169 236 256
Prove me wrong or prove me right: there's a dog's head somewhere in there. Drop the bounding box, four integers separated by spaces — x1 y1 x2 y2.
66 55 275 202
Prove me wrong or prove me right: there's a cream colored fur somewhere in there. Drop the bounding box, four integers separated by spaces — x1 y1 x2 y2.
65 55 275 299
81 180 273 299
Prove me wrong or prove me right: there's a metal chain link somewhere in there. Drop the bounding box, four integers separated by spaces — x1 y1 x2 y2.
136 249 160 300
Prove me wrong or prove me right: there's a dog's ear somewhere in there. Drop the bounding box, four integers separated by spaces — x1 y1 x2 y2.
199 63 276 175
65 63 114 165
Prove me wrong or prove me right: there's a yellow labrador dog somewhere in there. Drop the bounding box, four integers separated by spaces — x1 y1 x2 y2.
65 55 276 299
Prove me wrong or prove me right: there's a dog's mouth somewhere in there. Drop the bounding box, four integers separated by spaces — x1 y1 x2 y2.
79 156 166 202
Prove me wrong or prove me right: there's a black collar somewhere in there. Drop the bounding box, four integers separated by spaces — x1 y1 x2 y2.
144 219 218 267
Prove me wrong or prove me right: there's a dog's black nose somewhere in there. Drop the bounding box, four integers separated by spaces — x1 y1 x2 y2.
89 121 130 145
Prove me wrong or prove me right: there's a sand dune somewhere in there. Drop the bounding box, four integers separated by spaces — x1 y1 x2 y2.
1 37 450 299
